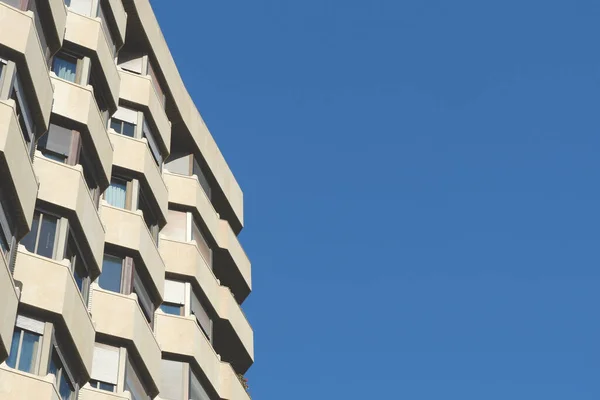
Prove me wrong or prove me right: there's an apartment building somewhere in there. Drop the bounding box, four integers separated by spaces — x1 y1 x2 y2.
0 0 254 399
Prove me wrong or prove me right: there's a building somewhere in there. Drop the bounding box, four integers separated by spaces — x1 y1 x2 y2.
0 0 253 399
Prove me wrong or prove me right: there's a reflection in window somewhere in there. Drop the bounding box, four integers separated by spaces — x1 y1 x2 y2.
49 348 75 400
6 325 41 374
21 211 58 258
98 254 123 293
104 178 127 208
110 118 136 137
52 54 78 82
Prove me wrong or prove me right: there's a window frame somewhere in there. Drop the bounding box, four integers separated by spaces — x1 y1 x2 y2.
6 316 44 374
48 338 78 400
64 230 91 303
37 122 82 166
21 209 61 259
51 51 84 84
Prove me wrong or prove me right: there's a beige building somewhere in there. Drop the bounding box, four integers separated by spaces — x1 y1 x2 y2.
0 0 254 399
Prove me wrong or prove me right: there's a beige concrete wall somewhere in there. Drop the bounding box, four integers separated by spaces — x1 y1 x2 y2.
218 219 252 291
219 286 254 362
50 77 114 187
106 0 127 48
118 70 171 157
13 249 96 377
154 313 221 394
79 387 130 400
0 3 53 131
220 362 251 400
130 0 244 228
0 100 38 231
0 366 60 400
90 287 161 392
0 254 18 362
64 11 120 111
109 132 168 224
47 0 67 49
163 172 219 241
35 155 105 274
159 238 253 364
100 204 165 300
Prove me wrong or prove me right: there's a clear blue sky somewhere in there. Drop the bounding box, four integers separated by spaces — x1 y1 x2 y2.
152 1 600 398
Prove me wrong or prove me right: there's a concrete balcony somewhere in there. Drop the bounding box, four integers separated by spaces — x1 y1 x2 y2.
34 155 105 275
64 11 120 112
216 286 254 373
0 2 53 132
89 287 160 397
155 313 220 396
119 69 171 158
50 76 114 189
164 172 251 302
0 253 18 363
220 362 251 400
109 132 168 225
13 249 95 380
105 0 127 49
79 386 129 400
0 100 37 233
216 219 251 304
100 204 165 301
160 238 254 373
0 366 60 399
45 0 68 52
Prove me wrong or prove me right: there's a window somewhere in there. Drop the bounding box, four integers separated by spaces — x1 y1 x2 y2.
80 147 101 208
89 70 110 126
90 343 119 392
10 73 35 148
37 123 81 164
147 61 165 109
98 254 156 324
21 211 59 258
189 369 211 400
104 177 129 208
191 290 212 342
48 347 75 400
192 157 212 200
142 120 162 166
65 233 90 301
6 316 44 374
160 303 183 316
162 279 213 342
52 53 79 83
2 0 28 11
160 360 211 400
98 254 124 293
97 0 116 56
0 191 15 259
125 359 150 400
192 218 212 268
64 0 71 6
110 107 137 137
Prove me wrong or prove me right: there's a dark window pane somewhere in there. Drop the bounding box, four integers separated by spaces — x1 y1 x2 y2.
99 381 115 392
110 119 122 134
160 304 181 316
0 226 9 255
18 331 40 373
52 55 77 82
122 121 135 137
6 330 20 368
99 255 123 293
37 214 58 258
41 150 67 163
21 213 39 253
74 266 84 293
58 369 74 400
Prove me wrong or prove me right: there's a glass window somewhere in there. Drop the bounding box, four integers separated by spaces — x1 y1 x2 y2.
6 327 41 373
190 369 211 400
52 54 77 83
0 192 14 257
90 380 116 392
65 233 89 299
138 188 159 243
142 120 162 166
98 255 123 293
104 178 127 208
160 303 183 316
97 0 115 56
21 211 58 258
49 348 75 400
11 75 34 145
110 118 135 137
192 157 212 200
160 359 185 400
125 360 150 400
37 124 76 164
192 218 212 267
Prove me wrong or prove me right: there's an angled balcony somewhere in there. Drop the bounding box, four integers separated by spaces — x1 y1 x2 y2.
50 76 114 189
64 10 120 111
0 2 53 132
0 251 18 363
164 172 251 303
34 155 105 275
119 69 171 158
45 0 68 51
0 100 37 233
220 362 251 400
160 238 254 373
13 249 96 380
0 365 61 399
109 132 168 225
100 204 165 300
89 287 161 397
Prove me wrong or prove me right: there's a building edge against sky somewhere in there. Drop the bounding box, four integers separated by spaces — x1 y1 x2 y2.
0 0 253 399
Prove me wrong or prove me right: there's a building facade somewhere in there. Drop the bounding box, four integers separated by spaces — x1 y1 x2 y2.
0 0 253 399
